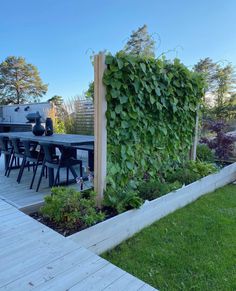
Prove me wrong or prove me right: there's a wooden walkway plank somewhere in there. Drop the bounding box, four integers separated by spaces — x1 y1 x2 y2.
0 222 45 247
0 196 156 291
0 236 81 287
103 273 146 290
33 257 109 291
69 264 125 291
2 247 94 290
138 284 157 290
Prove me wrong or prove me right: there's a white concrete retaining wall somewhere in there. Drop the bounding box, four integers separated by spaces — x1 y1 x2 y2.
69 163 236 255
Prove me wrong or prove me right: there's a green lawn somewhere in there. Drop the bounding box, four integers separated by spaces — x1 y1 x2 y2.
102 185 236 290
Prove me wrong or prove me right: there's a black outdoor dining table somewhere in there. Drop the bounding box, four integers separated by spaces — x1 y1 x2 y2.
0 132 94 187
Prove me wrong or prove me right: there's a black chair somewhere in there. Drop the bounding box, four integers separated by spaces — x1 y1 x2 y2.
7 138 26 179
18 139 44 188
36 143 83 192
0 136 14 176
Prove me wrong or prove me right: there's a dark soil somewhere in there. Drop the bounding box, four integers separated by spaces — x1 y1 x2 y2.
29 206 117 237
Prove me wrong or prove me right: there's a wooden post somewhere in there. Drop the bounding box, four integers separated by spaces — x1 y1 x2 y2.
190 105 199 161
94 53 107 206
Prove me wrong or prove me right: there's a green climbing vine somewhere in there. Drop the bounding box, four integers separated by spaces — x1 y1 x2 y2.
103 52 205 191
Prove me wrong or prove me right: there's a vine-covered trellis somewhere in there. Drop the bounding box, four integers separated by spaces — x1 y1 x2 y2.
103 52 205 192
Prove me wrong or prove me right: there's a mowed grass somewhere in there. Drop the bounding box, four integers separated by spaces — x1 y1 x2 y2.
102 185 236 290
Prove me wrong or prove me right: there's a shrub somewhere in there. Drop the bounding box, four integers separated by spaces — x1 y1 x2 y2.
54 119 65 133
40 187 105 229
104 185 143 214
200 120 235 160
166 168 200 185
166 161 217 185
137 180 182 201
188 160 217 177
197 144 215 162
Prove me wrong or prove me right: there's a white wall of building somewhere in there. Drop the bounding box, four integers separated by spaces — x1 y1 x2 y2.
0 102 51 123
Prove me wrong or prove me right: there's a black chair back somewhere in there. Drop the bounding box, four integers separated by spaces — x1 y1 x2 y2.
39 142 57 163
0 136 10 152
10 138 23 155
21 140 38 158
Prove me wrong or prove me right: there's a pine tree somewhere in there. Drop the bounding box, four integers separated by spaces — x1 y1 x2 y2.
123 25 155 57
194 58 236 107
0 56 48 104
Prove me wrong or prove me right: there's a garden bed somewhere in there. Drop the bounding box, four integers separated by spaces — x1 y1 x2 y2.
29 206 116 237
28 163 236 248
69 162 236 254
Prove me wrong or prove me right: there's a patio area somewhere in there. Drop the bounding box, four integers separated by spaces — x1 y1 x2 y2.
0 150 90 212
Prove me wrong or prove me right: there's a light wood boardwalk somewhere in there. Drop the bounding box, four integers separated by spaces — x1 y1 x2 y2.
0 198 156 290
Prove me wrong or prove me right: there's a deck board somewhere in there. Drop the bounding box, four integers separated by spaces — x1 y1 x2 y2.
0 198 156 290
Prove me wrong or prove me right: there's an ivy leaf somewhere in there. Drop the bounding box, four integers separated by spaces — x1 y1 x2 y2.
109 164 119 175
126 161 133 170
150 95 156 105
149 127 155 135
111 89 119 99
133 80 140 93
146 85 152 93
115 104 122 114
110 111 116 119
109 120 115 128
140 63 146 74
105 55 113 65
173 80 180 87
129 111 138 119
121 145 126 159
172 104 177 113
189 104 196 112
141 159 146 167
126 55 135 66
119 96 128 104
121 120 129 128
160 127 167 135
155 87 161 96
117 59 123 69
161 97 167 108
156 102 162 110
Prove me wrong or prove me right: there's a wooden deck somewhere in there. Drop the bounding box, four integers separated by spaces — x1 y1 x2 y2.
0 155 89 212
0 198 156 290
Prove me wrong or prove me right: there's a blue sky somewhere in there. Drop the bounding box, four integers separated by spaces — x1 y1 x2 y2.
1 0 236 101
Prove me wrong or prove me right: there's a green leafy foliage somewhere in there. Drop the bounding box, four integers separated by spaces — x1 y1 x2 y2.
137 180 182 201
54 119 65 133
197 144 215 162
104 53 205 194
104 185 143 214
166 161 217 185
40 187 105 228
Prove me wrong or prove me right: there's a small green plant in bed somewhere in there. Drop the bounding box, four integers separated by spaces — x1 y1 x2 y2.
197 144 215 162
137 180 182 201
40 187 105 231
103 185 143 214
166 161 217 185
